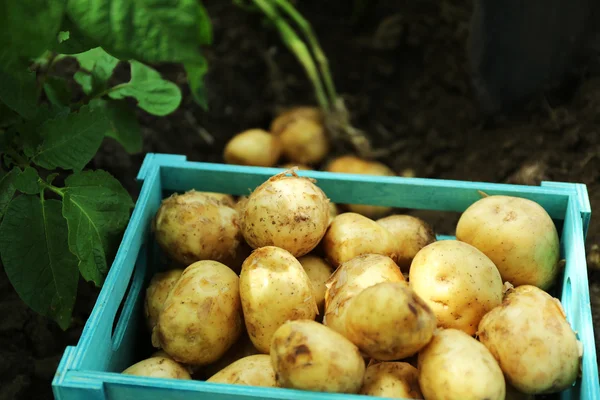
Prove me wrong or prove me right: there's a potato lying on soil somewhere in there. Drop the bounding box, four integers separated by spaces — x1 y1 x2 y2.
152 261 243 366
409 240 503 335
223 128 282 167
322 212 398 267
359 361 423 399
346 282 436 360
418 328 505 400
193 331 260 380
376 214 436 271
270 106 323 135
477 285 581 395
276 118 329 165
240 246 318 353
206 354 278 387
153 190 247 271
122 356 191 380
239 171 330 257
270 319 366 393
297 255 334 316
144 269 183 331
456 195 560 290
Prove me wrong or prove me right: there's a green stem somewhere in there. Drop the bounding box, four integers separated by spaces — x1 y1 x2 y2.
38 179 64 197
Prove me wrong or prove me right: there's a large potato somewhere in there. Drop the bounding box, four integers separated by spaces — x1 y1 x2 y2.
477 285 581 394
144 269 183 331
240 246 318 353
345 282 436 360
456 195 560 290
122 356 191 380
322 212 398 267
223 129 282 167
418 328 505 400
206 354 278 387
152 261 243 366
239 171 330 257
409 240 503 335
270 319 366 393
359 361 423 399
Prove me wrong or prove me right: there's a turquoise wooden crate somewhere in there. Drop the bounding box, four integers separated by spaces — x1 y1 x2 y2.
52 153 600 400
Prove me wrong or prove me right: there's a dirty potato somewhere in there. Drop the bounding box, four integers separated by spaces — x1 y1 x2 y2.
122 356 191 379
359 361 423 399
276 118 329 165
144 269 183 331
223 129 282 167
206 354 278 387
297 254 335 315
270 106 323 135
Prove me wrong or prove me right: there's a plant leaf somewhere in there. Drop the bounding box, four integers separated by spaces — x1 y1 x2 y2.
185 61 209 110
0 195 79 330
18 104 72 159
0 67 39 120
90 99 142 154
72 47 120 95
52 15 99 55
62 170 134 285
43 76 72 107
74 71 93 95
32 104 110 171
0 169 17 219
13 167 40 195
108 61 181 116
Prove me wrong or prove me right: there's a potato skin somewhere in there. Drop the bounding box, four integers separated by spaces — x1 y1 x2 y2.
240 246 318 353
277 118 329 165
359 362 423 399
270 319 366 393
223 129 282 167
144 269 183 331
418 328 505 400
297 255 334 316
152 261 243 366
270 106 323 135
456 195 560 290
206 354 278 387
193 332 260 380
409 240 503 335
122 356 191 379
477 285 581 394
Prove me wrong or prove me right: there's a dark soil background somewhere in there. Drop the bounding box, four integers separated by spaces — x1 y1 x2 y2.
2 0 600 399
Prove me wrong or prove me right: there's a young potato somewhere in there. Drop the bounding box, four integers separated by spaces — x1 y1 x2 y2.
206 354 278 387
359 361 423 399
122 356 191 380
270 319 366 393
456 195 560 290
240 246 318 353
477 285 581 395
270 106 323 135
223 129 282 167
144 269 183 332
328 202 339 226
193 332 260 380
152 261 243 366
277 118 329 165
297 254 334 316
197 191 236 207
322 212 398 267
376 214 437 271
239 171 330 257
280 163 312 170
418 328 506 400
345 282 436 360
409 240 503 335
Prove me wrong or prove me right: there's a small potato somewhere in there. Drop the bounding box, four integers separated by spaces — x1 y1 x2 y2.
359 362 423 399
418 328 505 400
376 214 436 271
297 255 334 315
152 261 243 366
144 269 184 331
223 129 282 167
206 354 278 387
456 195 560 290
122 356 191 380
193 332 260 380
277 118 329 165
477 285 581 395
345 282 436 360
409 240 503 335
322 212 398 267
270 106 323 135
280 163 312 170
270 319 366 393
240 246 318 353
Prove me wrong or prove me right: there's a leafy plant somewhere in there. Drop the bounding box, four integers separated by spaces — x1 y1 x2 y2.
0 0 212 329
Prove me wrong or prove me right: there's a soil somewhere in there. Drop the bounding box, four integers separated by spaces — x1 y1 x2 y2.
2 0 600 399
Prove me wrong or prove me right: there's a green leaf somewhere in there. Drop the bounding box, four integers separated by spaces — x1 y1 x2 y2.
74 71 93 95
71 47 120 95
66 0 211 64
0 103 21 128
13 167 40 195
185 61 209 110
197 2 213 46
52 15 99 54
43 76 72 107
0 67 39 119
0 169 17 219
90 99 142 154
32 105 110 171
0 195 79 330
108 61 181 116
62 170 134 285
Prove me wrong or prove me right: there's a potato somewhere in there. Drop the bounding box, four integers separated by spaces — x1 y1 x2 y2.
297 255 334 315
328 202 339 225
505 382 535 400
409 240 503 335
193 331 260 380
477 285 581 394
270 319 366 393
152 260 243 366
322 212 398 267
277 118 329 165
270 106 323 135
144 269 183 331
456 195 560 290
197 191 236 207
324 254 404 339
418 328 505 400
206 354 277 387
152 190 246 272
280 163 312 170
122 356 191 380
223 129 282 167
345 282 436 360
359 361 423 398
240 246 318 353
376 214 436 271
239 171 330 257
